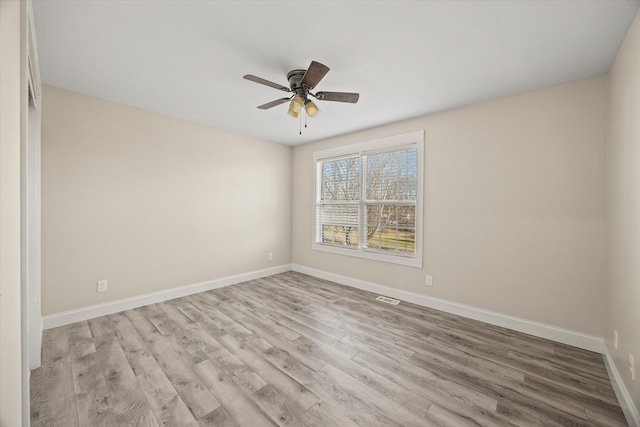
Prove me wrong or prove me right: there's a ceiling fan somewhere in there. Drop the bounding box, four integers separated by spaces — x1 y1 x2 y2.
243 61 359 119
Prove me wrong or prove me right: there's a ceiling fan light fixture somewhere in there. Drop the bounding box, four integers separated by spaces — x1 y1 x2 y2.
305 100 319 117
287 107 299 118
290 95 303 111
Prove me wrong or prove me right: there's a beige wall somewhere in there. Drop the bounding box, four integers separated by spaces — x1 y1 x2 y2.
606 9 640 413
0 0 24 425
293 76 607 336
41 85 292 315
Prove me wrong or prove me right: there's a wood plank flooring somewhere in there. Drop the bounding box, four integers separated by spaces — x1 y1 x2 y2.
31 271 628 426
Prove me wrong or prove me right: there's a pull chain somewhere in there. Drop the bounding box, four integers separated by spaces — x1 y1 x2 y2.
298 105 308 135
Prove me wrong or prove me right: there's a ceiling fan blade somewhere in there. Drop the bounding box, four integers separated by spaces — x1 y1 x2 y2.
243 74 290 92
301 61 330 90
257 98 291 110
314 91 359 103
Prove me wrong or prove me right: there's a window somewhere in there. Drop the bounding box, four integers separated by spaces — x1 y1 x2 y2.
313 131 424 267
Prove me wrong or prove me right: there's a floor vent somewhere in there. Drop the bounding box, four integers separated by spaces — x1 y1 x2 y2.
376 296 400 305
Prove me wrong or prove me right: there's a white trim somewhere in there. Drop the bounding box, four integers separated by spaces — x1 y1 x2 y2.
312 244 422 267
44 263 608 354
42 264 291 330
25 79 42 371
603 343 640 426
291 264 605 353
313 130 425 159
312 130 424 268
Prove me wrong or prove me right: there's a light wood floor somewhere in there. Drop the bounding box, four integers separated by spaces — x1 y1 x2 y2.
31 271 627 426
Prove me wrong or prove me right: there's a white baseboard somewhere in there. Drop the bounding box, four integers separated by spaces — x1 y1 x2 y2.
42 264 292 330
603 343 640 426
291 264 605 354
45 263 606 354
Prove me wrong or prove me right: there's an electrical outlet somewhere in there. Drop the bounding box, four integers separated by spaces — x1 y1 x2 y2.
97 280 108 293
614 330 618 350
425 275 433 286
268 252 273 261
630 354 635 380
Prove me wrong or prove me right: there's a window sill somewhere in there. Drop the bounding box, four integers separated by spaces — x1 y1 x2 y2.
312 242 423 268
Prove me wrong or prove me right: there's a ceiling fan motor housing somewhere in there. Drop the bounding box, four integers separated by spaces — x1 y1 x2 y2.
287 69 307 97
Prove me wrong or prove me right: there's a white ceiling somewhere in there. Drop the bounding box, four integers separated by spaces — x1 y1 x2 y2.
33 0 639 146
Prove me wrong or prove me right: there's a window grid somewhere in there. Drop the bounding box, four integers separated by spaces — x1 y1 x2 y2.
316 147 418 258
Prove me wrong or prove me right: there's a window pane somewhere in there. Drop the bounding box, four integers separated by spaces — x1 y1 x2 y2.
366 204 396 230
366 148 417 201
320 157 360 201
318 204 359 248
367 227 415 254
397 205 415 227
366 204 415 254
320 225 359 247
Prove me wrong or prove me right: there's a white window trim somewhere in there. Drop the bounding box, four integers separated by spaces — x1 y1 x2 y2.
312 130 424 268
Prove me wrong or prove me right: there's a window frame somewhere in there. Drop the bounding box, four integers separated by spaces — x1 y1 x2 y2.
312 130 424 268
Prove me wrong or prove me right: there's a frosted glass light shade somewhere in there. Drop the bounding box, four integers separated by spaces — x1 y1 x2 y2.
288 95 303 118
305 100 319 117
